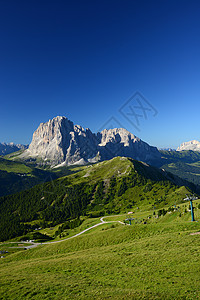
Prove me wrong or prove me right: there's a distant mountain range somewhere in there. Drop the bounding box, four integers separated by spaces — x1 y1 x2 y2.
0 143 28 156
2 117 200 165
177 140 200 152
158 148 176 151
2 116 200 191
19 116 161 166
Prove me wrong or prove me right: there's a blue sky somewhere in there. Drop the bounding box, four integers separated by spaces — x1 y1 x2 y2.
0 0 200 149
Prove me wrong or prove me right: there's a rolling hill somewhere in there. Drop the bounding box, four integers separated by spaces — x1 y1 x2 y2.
0 156 196 242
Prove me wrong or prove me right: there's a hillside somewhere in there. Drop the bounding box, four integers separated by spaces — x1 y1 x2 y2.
0 156 86 197
156 150 200 186
2 148 200 199
1 201 200 299
0 157 195 242
0 157 59 197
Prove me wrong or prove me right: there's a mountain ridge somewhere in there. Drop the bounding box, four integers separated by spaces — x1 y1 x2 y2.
177 140 200 152
20 116 161 166
0 156 194 242
0 143 28 156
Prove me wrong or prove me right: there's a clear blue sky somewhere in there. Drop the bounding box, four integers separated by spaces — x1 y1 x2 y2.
0 0 200 149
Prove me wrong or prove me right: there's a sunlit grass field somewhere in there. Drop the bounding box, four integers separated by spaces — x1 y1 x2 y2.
1 201 200 299
0 157 32 174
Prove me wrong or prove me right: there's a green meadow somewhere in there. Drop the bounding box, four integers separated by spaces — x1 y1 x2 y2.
1 200 200 300
1 156 200 299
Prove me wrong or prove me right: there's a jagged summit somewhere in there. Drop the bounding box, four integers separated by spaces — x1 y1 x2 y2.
98 128 140 146
22 116 161 166
177 140 200 152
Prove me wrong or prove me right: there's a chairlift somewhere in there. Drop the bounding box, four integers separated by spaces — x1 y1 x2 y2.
125 217 134 225
184 194 198 222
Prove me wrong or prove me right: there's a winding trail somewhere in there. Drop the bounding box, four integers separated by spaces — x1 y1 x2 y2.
43 216 125 245
6 216 126 250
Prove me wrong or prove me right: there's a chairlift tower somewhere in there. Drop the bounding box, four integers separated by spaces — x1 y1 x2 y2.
125 217 134 225
184 194 198 222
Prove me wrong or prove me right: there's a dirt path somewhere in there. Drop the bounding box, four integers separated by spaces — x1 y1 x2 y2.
43 216 125 245
6 216 126 250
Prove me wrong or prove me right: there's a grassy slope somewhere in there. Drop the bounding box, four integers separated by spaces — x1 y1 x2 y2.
0 157 196 242
0 157 57 197
1 204 200 299
158 150 200 186
162 161 200 184
0 156 85 197
5 148 200 189
0 157 32 173
3 148 200 196
1 156 200 299
64 157 193 211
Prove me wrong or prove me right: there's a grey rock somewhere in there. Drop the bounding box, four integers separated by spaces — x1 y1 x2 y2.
22 116 161 166
177 140 200 152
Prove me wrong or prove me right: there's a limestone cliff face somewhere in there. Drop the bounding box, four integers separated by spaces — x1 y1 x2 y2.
96 128 159 162
177 140 200 152
26 116 98 165
24 116 161 166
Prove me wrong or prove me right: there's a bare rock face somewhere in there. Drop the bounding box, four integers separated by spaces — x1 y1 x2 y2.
25 116 98 165
96 128 160 163
177 140 200 152
23 116 161 166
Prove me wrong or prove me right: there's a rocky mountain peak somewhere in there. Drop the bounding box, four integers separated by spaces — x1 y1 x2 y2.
98 128 140 147
177 140 200 152
22 116 161 166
